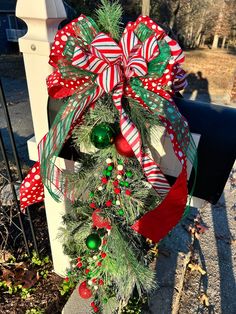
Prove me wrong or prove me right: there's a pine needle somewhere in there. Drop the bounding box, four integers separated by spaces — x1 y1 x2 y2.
95 0 123 40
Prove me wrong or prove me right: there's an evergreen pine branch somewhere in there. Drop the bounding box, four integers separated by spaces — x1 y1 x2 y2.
95 0 123 40
102 296 120 314
103 225 156 302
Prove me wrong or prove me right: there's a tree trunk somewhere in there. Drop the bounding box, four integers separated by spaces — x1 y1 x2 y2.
212 34 219 49
195 33 202 47
200 35 206 47
221 36 227 49
141 0 150 16
168 0 180 29
193 22 203 48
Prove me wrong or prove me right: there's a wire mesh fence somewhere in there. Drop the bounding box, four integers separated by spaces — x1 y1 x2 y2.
0 79 38 255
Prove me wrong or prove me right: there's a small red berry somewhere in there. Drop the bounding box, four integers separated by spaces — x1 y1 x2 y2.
85 268 90 274
114 188 121 194
105 200 112 207
92 278 97 283
101 177 108 184
102 239 107 245
113 180 119 187
90 301 95 307
77 262 83 268
101 252 107 259
90 203 96 209
106 225 112 230
64 277 69 282
97 261 102 267
125 190 132 196
93 306 99 313
118 170 124 175
77 257 81 262
99 279 104 285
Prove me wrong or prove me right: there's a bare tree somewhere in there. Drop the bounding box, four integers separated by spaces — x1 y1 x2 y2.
142 0 150 15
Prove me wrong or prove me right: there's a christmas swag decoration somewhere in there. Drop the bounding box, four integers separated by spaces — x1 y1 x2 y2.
20 1 197 312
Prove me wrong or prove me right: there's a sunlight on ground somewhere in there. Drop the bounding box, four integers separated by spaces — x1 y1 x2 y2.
183 49 236 106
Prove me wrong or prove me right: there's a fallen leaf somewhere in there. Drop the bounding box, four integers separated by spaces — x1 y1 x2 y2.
0 251 13 264
199 293 210 307
196 223 209 234
188 263 206 275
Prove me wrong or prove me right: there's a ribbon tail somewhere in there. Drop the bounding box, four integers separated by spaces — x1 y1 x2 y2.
131 167 188 243
112 84 171 197
20 161 44 212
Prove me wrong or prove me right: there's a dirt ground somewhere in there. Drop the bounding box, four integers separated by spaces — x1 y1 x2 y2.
183 49 236 106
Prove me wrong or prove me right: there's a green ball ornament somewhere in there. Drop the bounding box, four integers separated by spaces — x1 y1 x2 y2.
90 123 115 149
126 171 133 178
118 209 124 216
86 233 102 250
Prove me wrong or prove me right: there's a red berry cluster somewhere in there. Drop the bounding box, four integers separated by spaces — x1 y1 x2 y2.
90 301 99 313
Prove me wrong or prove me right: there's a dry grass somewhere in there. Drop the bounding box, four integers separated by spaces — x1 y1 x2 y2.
183 49 236 105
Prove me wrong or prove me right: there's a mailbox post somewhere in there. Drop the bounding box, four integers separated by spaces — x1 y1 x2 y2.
16 0 70 275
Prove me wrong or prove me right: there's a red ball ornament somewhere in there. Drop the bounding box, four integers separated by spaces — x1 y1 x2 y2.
78 281 92 299
114 133 135 157
92 209 111 229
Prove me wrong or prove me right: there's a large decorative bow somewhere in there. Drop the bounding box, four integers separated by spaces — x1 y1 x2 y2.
20 15 197 243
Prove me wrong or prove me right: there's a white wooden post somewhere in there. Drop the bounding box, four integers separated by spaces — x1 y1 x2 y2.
16 0 70 276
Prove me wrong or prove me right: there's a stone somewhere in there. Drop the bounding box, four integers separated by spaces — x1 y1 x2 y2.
62 285 91 314
0 182 20 206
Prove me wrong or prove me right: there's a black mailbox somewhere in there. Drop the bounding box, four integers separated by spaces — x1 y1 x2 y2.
48 97 236 204
174 97 236 204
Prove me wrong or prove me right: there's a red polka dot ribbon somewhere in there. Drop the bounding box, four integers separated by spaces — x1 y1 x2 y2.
20 162 44 212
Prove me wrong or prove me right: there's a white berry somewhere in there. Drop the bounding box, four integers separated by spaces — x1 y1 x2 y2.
116 200 121 205
98 186 103 191
117 175 122 180
106 158 112 164
88 280 92 286
94 285 98 290
117 165 123 171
